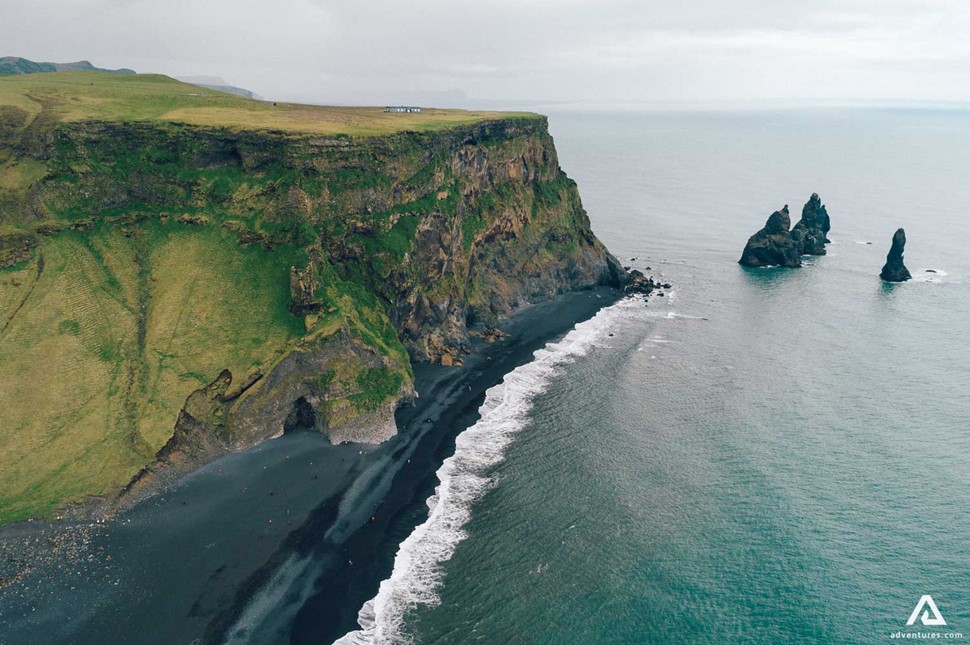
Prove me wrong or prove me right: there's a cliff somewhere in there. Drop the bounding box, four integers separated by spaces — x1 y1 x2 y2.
0 73 623 522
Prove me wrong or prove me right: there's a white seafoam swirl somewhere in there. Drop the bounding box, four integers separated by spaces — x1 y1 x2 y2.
333 298 647 645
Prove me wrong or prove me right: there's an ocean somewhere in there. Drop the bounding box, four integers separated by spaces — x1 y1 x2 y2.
336 107 970 644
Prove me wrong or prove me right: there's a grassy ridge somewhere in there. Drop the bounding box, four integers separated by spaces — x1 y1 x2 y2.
0 71 535 136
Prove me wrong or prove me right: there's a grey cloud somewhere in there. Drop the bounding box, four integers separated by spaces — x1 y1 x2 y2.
2 0 969 105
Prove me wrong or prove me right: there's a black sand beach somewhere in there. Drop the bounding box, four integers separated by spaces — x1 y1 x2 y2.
0 287 620 645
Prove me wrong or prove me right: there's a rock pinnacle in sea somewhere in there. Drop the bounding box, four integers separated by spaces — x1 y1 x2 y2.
880 228 912 282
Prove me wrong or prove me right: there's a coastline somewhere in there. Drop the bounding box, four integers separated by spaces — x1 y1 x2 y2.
0 286 622 645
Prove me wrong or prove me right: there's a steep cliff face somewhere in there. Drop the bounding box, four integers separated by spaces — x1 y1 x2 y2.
32 117 621 357
0 104 622 520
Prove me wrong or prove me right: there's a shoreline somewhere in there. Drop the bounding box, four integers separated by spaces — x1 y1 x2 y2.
0 287 622 644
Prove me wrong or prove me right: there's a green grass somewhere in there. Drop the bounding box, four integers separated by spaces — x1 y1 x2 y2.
0 71 537 136
349 368 406 411
0 70 558 523
0 220 303 523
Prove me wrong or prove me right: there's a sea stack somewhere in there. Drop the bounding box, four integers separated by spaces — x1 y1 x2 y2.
738 205 801 268
880 228 912 282
790 193 831 255
740 193 832 267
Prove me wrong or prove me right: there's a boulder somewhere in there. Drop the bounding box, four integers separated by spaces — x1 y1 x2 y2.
624 269 656 295
880 228 912 282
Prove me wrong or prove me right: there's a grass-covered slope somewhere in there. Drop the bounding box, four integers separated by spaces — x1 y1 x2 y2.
0 72 619 523
0 57 135 76
0 71 529 135
0 223 302 522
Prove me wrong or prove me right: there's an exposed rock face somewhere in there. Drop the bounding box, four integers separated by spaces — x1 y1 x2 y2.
228 328 412 446
40 117 625 363
738 205 801 268
0 231 36 268
740 194 832 267
880 228 912 282
109 329 413 511
2 111 626 514
791 192 831 255
111 370 237 511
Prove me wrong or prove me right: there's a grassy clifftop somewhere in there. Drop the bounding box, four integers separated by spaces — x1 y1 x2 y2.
0 71 533 135
0 72 618 524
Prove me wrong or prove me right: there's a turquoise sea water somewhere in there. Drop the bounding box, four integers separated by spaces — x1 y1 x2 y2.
339 108 970 644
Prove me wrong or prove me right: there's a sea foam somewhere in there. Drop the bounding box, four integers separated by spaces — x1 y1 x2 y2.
333 298 642 645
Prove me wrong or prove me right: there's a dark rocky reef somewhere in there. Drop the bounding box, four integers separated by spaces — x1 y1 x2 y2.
624 269 656 295
880 228 912 282
739 193 832 267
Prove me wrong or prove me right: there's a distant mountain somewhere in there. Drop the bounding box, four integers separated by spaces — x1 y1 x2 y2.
177 75 262 100
0 56 135 75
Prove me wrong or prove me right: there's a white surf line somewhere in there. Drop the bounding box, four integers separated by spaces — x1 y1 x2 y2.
333 298 645 645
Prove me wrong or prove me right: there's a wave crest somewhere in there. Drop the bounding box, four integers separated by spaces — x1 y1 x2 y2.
333 299 640 644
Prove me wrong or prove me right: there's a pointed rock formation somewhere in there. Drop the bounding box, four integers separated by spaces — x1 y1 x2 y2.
880 228 912 282
740 194 833 267
738 205 802 268
791 193 831 255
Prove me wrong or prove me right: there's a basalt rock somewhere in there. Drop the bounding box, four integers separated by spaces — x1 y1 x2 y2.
880 228 912 282
624 269 656 295
791 193 831 255
739 205 801 268
740 194 832 267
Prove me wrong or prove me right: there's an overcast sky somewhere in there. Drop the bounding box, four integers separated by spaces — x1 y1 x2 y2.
3 0 970 107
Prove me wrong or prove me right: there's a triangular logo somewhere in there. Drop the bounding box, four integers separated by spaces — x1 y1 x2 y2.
906 595 947 626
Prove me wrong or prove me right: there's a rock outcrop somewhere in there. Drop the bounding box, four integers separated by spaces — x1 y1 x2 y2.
624 269 656 295
110 370 238 511
0 108 627 518
880 228 912 282
0 231 36 268
738 205 801 268
739 194 832 267
791 192 831 255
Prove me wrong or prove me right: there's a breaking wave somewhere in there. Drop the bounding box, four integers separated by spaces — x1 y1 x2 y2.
333 299 642 644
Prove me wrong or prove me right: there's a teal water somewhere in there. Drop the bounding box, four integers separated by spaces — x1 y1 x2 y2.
344 108 970 644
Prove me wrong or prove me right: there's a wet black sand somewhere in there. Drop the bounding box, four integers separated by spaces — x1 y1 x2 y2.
0 288 619 645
